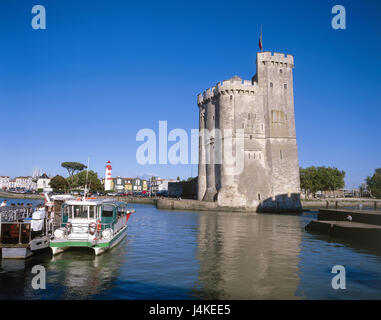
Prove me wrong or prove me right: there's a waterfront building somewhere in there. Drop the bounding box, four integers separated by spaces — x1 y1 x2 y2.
197 51 301 212
113 176 125 193
36 173 52 192
132 178 143 192
8 179 16 190
14 176 36 191
151 177 176 193
124 178 133 192
142 179 148 191
0 176 10 190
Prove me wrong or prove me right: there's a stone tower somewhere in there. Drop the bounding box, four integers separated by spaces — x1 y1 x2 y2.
197 51 302 212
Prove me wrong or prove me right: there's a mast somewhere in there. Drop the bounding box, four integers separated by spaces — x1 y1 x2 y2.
83 157 90 200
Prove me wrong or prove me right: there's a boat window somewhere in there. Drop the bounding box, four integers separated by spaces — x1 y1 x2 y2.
73 205 88 219
89 206 96 219
102 204 114 218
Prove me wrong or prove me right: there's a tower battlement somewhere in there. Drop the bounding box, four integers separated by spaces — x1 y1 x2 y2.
197 77 259 106
257 51 294 67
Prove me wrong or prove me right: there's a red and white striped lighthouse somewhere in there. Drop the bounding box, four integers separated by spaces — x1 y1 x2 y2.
105 160 112 191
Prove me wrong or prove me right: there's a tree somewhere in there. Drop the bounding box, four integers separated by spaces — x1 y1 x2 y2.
61 162 87 190
70 170 104 192
50 175 69 192
366 168 381 199
300 166 345 198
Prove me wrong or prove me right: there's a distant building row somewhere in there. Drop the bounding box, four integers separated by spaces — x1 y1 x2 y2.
0 174 51 192
102 176 176 193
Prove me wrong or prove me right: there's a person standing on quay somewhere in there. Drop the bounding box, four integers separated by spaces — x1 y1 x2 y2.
0 200 7 207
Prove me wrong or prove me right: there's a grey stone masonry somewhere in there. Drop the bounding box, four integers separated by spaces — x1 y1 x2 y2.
197 52 302 212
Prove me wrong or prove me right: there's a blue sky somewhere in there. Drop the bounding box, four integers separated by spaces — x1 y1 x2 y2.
0 0 380 188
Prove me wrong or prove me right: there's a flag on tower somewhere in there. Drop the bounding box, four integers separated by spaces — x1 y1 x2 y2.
259 26 263 51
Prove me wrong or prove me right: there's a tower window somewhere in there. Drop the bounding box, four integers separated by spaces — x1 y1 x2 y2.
270 82 273 88
248 113 250 120
280 69 283 74
258 193 261 200
280 150 283 160
242 123 244 129
230 95 233 100
213 115 214 120
249 153 250 159
284 84 287 89
250 135 252 140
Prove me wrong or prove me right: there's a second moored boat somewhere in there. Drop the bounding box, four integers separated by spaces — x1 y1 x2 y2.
50 198 134 256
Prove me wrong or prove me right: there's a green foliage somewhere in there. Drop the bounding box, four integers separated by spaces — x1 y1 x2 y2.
61 162 87 175
50 175 69 192
61 162 87 190
300 166 345 197
69 170 104 192
366 168 381 199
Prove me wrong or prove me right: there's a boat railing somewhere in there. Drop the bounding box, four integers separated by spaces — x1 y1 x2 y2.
0 221 32 245
0 214 54 245
0 206 35 222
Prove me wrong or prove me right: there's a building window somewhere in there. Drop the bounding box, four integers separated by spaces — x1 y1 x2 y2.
270 82 273 88
280 149 283 160
230 95 233 100
284 84 287 89
250 135 252 140
280 69 283 74
258 193 261 200
249 153 250 159
242 123 244 129
248 113 250 120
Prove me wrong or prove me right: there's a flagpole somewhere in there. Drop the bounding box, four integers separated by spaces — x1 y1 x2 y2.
261 26 263 52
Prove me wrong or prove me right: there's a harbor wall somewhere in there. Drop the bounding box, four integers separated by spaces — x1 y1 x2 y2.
0 191 44 200
156 198 381 213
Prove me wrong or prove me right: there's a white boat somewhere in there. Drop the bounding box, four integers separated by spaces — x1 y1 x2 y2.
50 198 134 256
0 193 79 259
0 205 53 259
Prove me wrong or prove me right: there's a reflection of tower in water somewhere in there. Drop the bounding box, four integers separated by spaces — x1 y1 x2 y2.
195 212 302 299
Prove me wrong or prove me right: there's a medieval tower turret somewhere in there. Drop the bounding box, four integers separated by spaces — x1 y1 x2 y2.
197 51 302 212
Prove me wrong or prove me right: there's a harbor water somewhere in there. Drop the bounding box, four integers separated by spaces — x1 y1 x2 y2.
1 201 381 299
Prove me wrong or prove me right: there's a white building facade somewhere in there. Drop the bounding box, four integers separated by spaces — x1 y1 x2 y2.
0 176 10 190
